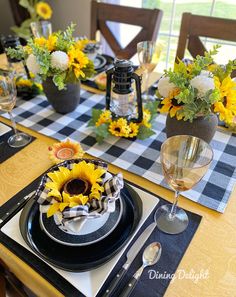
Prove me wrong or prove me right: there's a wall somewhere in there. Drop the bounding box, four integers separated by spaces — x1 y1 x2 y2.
0 0 15 35
0 0 91 37
48 0 91 37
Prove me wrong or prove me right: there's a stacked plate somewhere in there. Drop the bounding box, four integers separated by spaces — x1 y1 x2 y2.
19 183 142 272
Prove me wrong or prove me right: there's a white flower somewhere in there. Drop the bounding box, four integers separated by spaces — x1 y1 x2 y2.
50 51 69 71
190 75 215 98
26 54 40 75
157 76 176 98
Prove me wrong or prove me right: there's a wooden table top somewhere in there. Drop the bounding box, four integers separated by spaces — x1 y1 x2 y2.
0 54 236 297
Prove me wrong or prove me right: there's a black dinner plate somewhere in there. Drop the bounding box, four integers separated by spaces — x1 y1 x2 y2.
94 54 107 70
19 184 142 272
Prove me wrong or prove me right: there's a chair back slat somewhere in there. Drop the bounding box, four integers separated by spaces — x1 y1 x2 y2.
90 0 163 59
176 13 236 63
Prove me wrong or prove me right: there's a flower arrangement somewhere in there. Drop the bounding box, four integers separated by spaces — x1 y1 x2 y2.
11 0 52 40
48 139 85 164
88 101 158 143
7 24 95 90
157 45 236 126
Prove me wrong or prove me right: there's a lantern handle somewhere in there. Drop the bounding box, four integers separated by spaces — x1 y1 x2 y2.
105 67 114 110
131 72 143 123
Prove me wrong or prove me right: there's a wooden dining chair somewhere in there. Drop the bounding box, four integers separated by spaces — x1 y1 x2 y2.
176 13 236 62
90 0 163 60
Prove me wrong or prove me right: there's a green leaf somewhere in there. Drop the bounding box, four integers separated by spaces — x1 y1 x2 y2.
88 109 103 126
19 0 30 9
95 123 109 144
137 126 155 140
53 73 66 90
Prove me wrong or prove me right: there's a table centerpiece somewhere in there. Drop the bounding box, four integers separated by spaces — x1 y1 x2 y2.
7 24 95 113
157 45 236 143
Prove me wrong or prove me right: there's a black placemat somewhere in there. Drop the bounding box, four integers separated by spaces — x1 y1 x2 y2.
0 176 202 297
0 121 35 164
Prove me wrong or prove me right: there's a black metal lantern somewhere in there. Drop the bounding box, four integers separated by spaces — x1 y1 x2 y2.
106 59 143 123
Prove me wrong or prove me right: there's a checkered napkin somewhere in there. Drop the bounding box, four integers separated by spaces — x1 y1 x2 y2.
2 89 236 213
35 159 124 233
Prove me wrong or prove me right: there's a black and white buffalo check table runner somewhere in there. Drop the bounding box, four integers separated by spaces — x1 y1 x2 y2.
2 89 236 213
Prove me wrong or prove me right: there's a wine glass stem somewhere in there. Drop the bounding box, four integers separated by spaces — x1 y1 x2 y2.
169 190 180 220
144 70 150 97
8 111 20 138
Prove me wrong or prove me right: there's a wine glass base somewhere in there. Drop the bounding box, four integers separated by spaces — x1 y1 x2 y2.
8 133 31 148
155 204 189 235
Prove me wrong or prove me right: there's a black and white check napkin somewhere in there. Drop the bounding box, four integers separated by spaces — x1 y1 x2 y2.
2 89 236 213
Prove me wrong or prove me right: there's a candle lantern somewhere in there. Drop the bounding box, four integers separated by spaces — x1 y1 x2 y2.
106 59 143 123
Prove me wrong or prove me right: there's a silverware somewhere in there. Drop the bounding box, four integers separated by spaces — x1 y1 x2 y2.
102 222 156 297
0 190 36 225
120 242 162 297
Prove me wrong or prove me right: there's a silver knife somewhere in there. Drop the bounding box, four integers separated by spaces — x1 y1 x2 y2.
102 222 156 297
0 190 36 225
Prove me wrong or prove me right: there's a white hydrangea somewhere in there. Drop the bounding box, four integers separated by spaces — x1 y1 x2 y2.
190 75 215 98
50 51 69 71
157 76 176 98
26 54 40 75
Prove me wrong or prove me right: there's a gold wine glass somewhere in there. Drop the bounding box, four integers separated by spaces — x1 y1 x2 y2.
0 69 31 147
155 135 213 234
137 41 162 102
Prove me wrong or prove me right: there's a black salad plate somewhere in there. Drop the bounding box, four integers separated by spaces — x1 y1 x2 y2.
19 184 142 272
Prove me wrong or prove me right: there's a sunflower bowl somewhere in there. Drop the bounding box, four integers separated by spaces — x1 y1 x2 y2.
35 159 123 234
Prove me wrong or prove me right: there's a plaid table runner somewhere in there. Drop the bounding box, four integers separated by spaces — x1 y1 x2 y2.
1 89 236 213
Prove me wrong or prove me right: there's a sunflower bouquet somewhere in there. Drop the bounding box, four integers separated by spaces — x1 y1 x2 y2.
7 24 95 90
11 0 52 40
88 101 158 143
157 45 236 126
35 159 123 233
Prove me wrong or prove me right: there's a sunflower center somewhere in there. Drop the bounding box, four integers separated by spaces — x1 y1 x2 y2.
115 127 121 132
63 178 89 195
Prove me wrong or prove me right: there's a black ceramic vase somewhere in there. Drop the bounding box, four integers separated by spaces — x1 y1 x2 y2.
165 113 218 143
43 78 80 114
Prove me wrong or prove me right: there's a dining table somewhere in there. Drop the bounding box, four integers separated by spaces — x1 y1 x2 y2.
0 52 236 297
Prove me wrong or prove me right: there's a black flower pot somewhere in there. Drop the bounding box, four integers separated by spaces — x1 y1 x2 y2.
165 113 218 143
43 78 80 114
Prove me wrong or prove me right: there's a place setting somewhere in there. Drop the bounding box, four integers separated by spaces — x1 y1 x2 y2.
0 133 206 297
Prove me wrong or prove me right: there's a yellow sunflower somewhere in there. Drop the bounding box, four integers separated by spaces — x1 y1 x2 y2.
48 139 85 164
75 39 96 51
214 76 236 125
128 122 139 138
109 118 131 137
45 161 106 217
46 35 57 51
68 46 89 78
36 2 52 20
159 88 183 120
16 78 33 88
96 110 112 126
34 37 47 47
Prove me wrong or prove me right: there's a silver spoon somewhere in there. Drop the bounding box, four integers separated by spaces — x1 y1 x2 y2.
119 242 162 297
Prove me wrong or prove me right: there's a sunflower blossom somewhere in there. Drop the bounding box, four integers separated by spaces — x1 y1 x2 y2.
96 110 112 126
109 118 131 137
128 122 139 138
36 2 52 19
45 161 106 217
214 76 236 125
68 46 89 78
